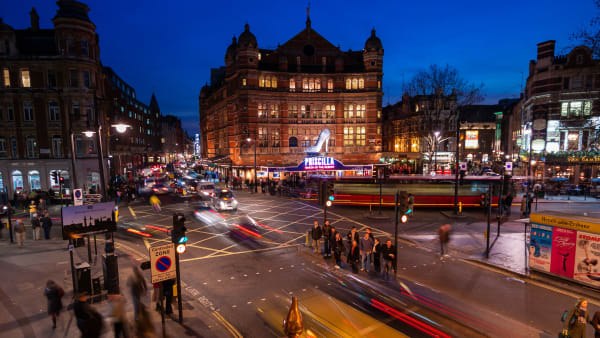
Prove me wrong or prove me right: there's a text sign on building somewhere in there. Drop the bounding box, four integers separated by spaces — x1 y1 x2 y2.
304 157 335 170
194 133 201 155
150 243 177 283
465 130 479 149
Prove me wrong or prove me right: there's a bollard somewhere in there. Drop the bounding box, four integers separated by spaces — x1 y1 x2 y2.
458 202 462 215
305 231 309 246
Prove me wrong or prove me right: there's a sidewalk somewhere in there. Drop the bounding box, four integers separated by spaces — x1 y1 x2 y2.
0 223 230 337
513 194 599 203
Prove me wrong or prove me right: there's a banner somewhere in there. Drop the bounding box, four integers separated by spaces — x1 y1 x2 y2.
549 227 577 278
465 130 478 149
61 202 117 240
574 231 600 287
529 224 553 272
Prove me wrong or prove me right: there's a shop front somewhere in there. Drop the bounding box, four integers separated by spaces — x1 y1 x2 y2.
263 156 373 180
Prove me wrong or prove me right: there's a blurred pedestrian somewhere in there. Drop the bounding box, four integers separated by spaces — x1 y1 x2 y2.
14 219 25 247
333 232 344 268
359 232 373 272
149 195 161 213
504 192 513 216
382 240 396 279
38 198 47 215
127 266 147 320
163 279 175 315
346 226 359 252
28 200 37 220
44 280 64 329
520 195 528 217
108 294 128 338
438 224 452 257
74 293 104 338
563 298 590 338
41 212 53 239
373 238 382 274
329 226 338 258
592 310 600 338
347 240 360 274
31 213 41 240
134 303 155 338
116 190 121 205
311 221 322 254
322 220 331 257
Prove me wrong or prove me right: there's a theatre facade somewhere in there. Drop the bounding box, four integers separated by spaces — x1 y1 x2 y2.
199 13 383 181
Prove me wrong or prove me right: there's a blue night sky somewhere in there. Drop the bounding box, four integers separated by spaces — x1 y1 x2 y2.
1 0 596 135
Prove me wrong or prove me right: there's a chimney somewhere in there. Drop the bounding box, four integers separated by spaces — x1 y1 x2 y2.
30 7 39 32
536 40 555 60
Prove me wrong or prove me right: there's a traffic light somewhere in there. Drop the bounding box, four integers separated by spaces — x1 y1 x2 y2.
326 182 334 202
172 213 187 254
479 193 489 207
51 171 58 183
372 167 378 181
399 190 409 222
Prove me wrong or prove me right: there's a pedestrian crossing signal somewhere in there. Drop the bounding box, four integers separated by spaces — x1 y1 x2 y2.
401 214 408 223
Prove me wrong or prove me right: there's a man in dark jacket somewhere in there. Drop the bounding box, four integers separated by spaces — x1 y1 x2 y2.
41 213 52 240
311 221 322 254
504 192 513 216
382 240 396 279
347 240 360 273
322 221 332 257
347 226 360 252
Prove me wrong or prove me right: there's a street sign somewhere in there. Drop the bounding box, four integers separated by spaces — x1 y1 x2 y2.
74 189 83 206
460 162 467 171
505 162 513 171
150 243 176 283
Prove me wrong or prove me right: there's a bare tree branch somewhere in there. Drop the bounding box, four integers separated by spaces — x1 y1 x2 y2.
570 0 600 57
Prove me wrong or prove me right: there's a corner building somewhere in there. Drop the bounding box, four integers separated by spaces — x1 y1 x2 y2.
199 15 383 180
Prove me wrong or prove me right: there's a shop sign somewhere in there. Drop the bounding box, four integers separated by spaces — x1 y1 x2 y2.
304 157 335 170
530 214 600 234
465 130 478 149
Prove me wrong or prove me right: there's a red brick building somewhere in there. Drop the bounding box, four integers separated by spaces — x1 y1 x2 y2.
199 14 383 181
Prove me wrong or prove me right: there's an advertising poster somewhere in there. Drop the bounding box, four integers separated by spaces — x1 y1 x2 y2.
61 202 117 240
574 231 600 287
529 223 553 272
550 227 577 278
465 130 478 149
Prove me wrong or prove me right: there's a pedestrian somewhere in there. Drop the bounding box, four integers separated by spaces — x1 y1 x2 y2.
333 232 344 268
108 294 128 338
520 195 528 217
116 190 121 205
382 240 396 279
12 191 18 208
28 200 37 220
592 310 600 338
504 192 513 216
31 213 41 240
563 298 590 338
408 193 415 216
38 198 47 215
311 221 322 254
347 240 360 274
149 194 161 212
14 219 25 247
44 280 64 329
322 220 332 257
359 232 374 272
74 293 104 338
366 227 374 240
163 278 175 315
135 303 155 337
438 224 452 257
127 266 147 320
41 212 53 239
373 238 382 274
346 226 359 252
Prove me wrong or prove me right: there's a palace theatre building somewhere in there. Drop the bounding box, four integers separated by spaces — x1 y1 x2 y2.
199 14 383 181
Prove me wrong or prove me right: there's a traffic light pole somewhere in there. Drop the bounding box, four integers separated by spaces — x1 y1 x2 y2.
175 250 183 323
485 186 492 258
323 203 327 226
394 191 399 278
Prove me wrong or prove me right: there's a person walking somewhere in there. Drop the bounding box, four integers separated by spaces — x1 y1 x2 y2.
322 220 332 257
382 240 396 279
108 294 128 338
359 232 374 272
44 280 64 329
14 219 25 248
438 224 452 257
41 213 53 239
592 310 600 338
311 221 322 254
329 226 338 258
31 213 41 240
74 293 104 338
38 198 47 215
162 278 175 315
127 266 147 320
373 238 382 274
520 195 528 217
347 240 360 274
28 200 37 220
134 303 155 338
149 194 161 212
504 192 513 216
333 232 344 269
563 298 590 338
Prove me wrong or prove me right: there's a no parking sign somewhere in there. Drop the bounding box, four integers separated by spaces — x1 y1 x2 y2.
74 189 83 206
150 243 176 283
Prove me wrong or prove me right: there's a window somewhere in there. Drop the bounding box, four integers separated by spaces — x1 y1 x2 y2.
289 78 295 92
377 126 381 135
10 137 16 158
562 100 592 117
289 136 298 147
20 69 31 87
346 78 351 89
346 77 364 90
327 79 333 92
271 128 280 147
28 170 41 190
67 39 75 55
356 104 365 118
325 104 335 119
83 70 90 88
0 137 6 158
86 104 94 123
358 78 364 89
572 76 583 89
2 68 9 87
70 70 78 88
377 110 382 119
52 136 62 158
48 101 60 121
47 70 57 88
72 101 80 117
81 40 88 56
26 136 37 158
12 170 23 192
356 126 366 146
258 103 267 118
75 135 83 155
378 80 381 89
344 127 354 146
258 127 268 147
289 104 298 118
6 103 13 120
352 78 358 89
301 105 310 119
259 75 277 88
344 104 354 119
242 78 247 86
269 104 279 118
302 78 321 92
23 102 34 121
570 102 582 116
584 101 592 115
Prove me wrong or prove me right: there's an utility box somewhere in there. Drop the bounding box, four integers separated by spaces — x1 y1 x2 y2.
75 262 91 295
102 254 119 294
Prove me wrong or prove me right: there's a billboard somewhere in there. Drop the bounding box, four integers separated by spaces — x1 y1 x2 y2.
529 224 553 272
61 202 117 240
574 232 600 287
465 130 478 149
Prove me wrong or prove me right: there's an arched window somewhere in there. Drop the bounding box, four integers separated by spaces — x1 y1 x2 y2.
271 77 277 88
358 78 364 89
289 136 298 147
28 170 41 190
11 170 23 192
259 76 265 87
265 76 271 88
346 78 351 89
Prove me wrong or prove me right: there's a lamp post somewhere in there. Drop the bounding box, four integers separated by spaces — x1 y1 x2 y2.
433 131 440 174
247 137 257 193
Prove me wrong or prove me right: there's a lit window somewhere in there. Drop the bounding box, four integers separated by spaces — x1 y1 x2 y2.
271 128 280 147
561 102 568 116
377 126 381 135
269 104 279 118
356 126 366 146
343 127 354 146
20 69 31 88
272 77 277 88
258 53 262 61
570 101 582 116
377 80 381 89
327 79 333 92
346 78 351 89
303 78 308 91
2 68 9 87
356 104 365 118
584 101 592 115
23 102 34 121
325 104 335 119
358 78 364 89
289 79 295 92
377 110 382 119
352 78 358 89
344 104 354 119
49 101 60 121
242 78 247 86
258 103 267 118
289 104 298 118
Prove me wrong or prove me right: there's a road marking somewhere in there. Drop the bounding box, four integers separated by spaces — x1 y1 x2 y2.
179 243 299 262
212 311 242 338
128 206 137 218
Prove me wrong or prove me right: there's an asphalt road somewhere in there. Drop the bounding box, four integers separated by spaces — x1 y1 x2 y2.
113 191 600 337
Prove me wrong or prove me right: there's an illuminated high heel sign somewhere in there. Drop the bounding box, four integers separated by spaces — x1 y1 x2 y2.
304 156 335 170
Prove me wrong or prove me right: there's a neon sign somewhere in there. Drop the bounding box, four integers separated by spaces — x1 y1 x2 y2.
304 157 335 170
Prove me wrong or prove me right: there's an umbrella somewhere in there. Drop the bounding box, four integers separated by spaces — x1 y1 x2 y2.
550 177 568 182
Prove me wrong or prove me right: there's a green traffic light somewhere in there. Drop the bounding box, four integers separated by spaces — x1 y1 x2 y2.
404 209 412 215
178 236 188 244
328 195 334 201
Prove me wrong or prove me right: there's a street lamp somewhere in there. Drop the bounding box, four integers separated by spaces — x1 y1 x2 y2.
433 131 440 174
247 137 257 193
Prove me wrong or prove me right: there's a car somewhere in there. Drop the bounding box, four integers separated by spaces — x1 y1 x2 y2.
212 189 238 211
150 183 172 195
199 183 216 197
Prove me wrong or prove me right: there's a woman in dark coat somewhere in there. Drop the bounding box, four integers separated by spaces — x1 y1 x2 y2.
347 240 360 274
333 232 344 268
372 238 382 274
44 280 64 329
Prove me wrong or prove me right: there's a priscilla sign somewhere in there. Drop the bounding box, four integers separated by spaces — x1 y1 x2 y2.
304 157 335 170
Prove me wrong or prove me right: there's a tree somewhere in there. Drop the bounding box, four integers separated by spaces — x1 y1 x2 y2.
570 0 600 57
403 64 484 173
